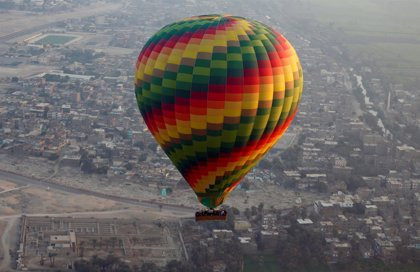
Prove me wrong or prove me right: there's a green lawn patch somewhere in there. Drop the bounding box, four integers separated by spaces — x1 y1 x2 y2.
244 255 279 272
35 35 77 45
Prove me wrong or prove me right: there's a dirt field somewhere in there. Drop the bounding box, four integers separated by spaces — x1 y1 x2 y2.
0 221 6 262
0 65 56 78
0 3 122 38
0 177 189 270
0 180 16 191
0 178 131 216
0 218 18 271
0 151 320 213
0 176 192 220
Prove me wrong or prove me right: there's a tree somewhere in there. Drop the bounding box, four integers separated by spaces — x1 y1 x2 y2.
346 176 366 192
314 181 328 193
79 241 85 257
138 153 147 162
258 202 264 214
74 255 132 272
148 142 158 152
244 208 251 219
133 141 144 148
165 261 179 272
96 166 108 175
125 162 133 171
81 159 95 174
259 159 271 169
74 259 94 272
141 262 159 272
48 252 58 267
345 202 366 215
231 207 240 215
241 181 250 190
275 226 328 271
280 145 299 169
271 156 281 167
251 205 257 216
48 153 59 161
80 151 95 174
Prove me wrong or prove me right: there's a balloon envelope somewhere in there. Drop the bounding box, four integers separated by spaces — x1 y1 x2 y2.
135 15 303 208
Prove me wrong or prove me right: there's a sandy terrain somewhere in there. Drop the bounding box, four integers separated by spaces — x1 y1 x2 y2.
0 2 123 38
0 65 57 78
0 175 192 220
96 46 137 56
0 154 160 203
0 180 16 191
0 221 5 262
0 218 17 272
0 152 321 213
0 178 128 215
0 154 56 181
0 176 190 270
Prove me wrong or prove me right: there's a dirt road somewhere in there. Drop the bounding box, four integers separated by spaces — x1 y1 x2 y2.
0 217 17 271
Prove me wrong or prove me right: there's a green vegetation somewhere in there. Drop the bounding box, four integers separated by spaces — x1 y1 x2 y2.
244 255 279 272
333 259 420 272
286 0 420 88
35 34 77 45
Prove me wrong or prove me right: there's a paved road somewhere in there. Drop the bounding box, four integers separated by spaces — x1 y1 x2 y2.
0 169 195 214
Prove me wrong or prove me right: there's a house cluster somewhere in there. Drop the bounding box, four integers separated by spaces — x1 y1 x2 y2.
275 33 419 194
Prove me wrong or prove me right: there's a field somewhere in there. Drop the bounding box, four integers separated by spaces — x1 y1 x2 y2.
0 221 5 262
286 0 420 87
244 255 279 272
35 34 77 45
0 178 129 216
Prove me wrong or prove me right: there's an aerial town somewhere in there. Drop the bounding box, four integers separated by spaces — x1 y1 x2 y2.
0 0 419 271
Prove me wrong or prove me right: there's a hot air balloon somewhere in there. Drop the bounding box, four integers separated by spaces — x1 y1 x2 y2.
134 15 303 220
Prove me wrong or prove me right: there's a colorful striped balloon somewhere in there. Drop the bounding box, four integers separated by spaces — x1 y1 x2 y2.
135 15 303 208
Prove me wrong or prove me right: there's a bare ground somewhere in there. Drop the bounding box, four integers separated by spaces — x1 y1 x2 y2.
0 218 17 271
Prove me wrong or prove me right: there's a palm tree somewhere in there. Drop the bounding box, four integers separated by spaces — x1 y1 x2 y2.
48 252 58 267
